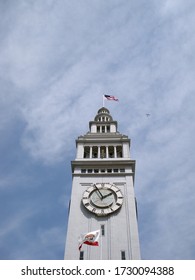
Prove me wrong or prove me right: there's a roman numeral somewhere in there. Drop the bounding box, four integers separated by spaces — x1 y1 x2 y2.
84 203 90 206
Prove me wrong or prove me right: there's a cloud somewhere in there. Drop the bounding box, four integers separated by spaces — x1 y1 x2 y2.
14 226 65 260
0 207 37 239
0 0 195 260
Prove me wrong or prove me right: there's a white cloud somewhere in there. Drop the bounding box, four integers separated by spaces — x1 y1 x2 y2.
1 0 195 259
0 206 37 239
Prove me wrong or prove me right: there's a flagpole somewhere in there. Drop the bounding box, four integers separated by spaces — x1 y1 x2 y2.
102 95 104 107
100 230 102 260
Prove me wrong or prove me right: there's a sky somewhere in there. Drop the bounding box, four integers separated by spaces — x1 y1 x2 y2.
0 0 195 260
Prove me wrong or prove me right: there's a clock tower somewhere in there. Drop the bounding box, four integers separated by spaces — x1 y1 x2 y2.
64 107 141 260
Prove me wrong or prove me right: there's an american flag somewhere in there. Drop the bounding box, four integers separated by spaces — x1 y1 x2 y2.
104 94 119 101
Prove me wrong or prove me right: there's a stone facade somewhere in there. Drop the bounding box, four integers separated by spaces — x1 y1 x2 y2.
64 107 141 260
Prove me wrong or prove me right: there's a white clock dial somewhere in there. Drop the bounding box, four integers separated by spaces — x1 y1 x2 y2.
82 183 123 216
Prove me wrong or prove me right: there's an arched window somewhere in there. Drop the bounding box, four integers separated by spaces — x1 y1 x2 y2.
108 146 114 158
116 146 123 158
83 146 90 158
92 146 98 158
100 146 106 158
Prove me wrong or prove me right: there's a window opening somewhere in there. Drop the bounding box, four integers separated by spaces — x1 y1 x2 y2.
116 146 123 158
100 146 106 158
120 168 125 172
108 146 114 158
81 169 86 173
84 146 90 158
92 146 98 158
121 251 126 260
101 225 105 236
79 251 84 260
87 169 92 173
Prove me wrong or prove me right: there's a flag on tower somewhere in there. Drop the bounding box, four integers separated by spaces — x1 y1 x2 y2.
78 229 100 250
104 94 119 101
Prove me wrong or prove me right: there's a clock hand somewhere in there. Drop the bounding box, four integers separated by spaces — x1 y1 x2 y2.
102 192 113 199
93 184 104 199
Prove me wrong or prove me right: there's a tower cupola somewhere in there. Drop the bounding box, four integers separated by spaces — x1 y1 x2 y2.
94 107 113 122
89 107 117 133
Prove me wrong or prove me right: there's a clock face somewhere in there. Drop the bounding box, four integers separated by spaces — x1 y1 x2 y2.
82 183 123 216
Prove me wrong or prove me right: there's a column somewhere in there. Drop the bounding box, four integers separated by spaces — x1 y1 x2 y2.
89 146 92 158
98 146 100 158
106 146 108 158
114 146 117 158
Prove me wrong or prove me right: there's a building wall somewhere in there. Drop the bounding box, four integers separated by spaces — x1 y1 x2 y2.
65 173 140 260
65 107 140 260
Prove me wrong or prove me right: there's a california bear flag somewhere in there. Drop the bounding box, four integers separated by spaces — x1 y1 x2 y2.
78 230 100 250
